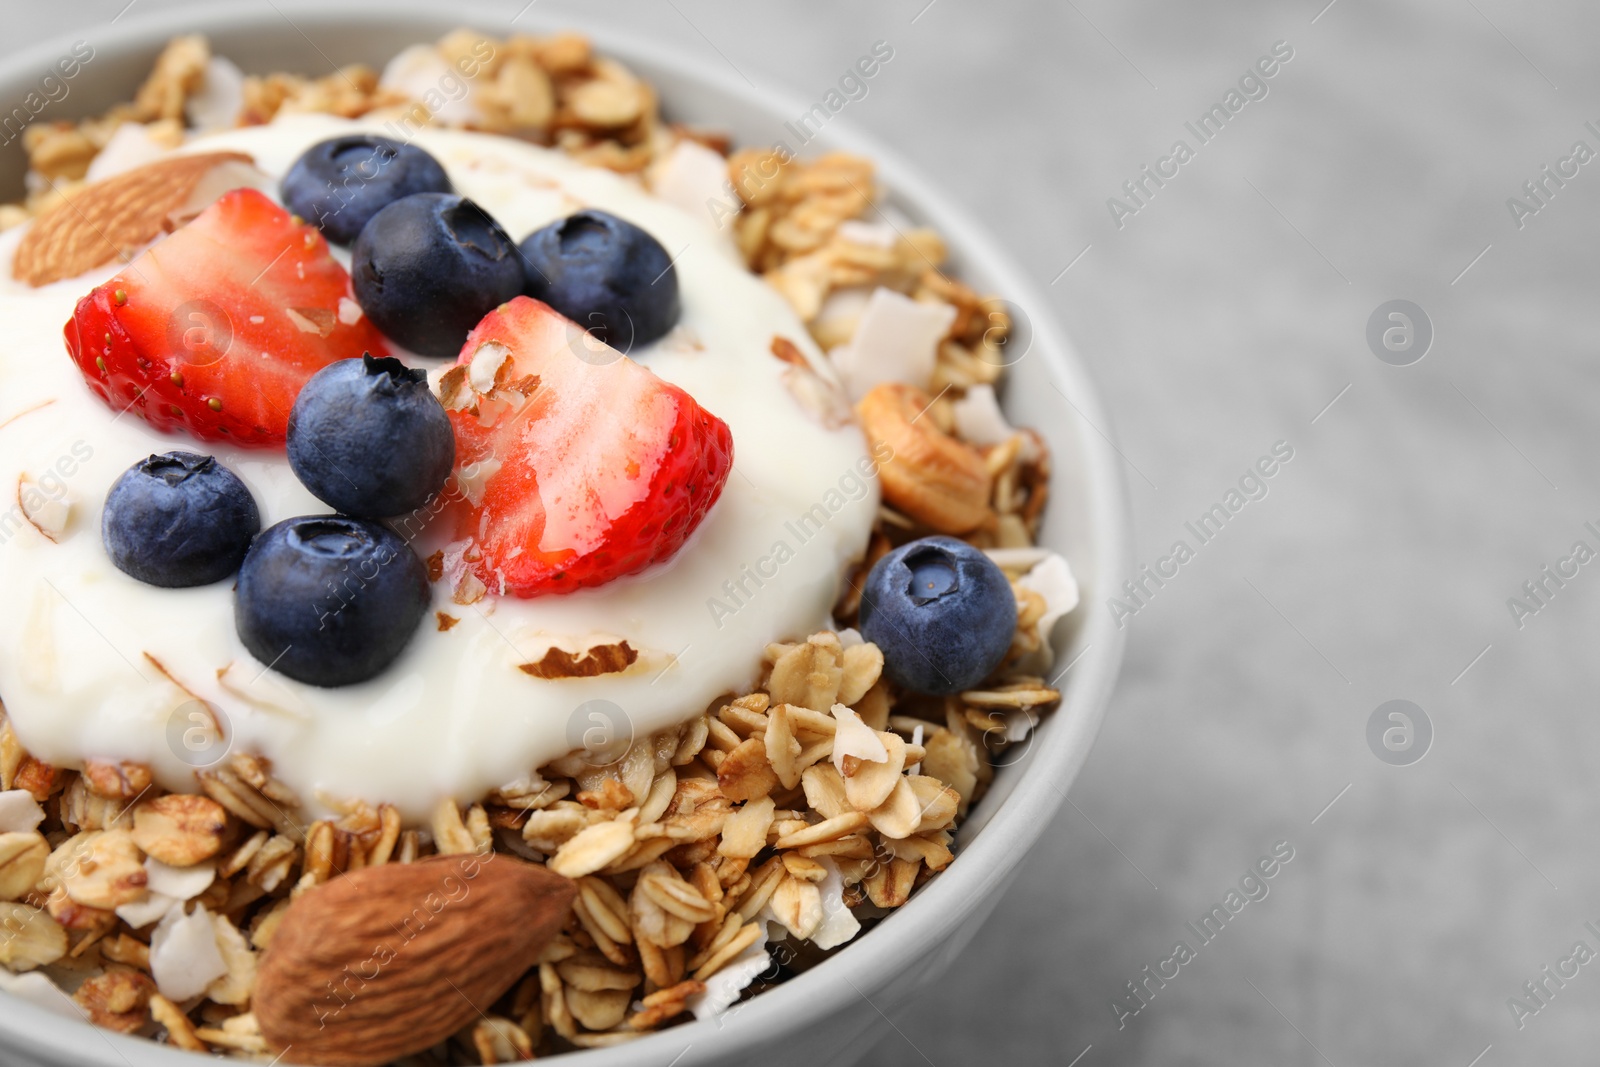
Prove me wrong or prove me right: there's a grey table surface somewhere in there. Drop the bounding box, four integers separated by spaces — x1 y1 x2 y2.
12 0 1599 1064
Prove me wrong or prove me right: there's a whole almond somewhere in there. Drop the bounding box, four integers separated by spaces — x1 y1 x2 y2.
857 382 993 533
13 150 254 287
254 853 574 1066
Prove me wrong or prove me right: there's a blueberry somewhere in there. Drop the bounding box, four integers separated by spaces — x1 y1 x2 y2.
281 135 452 246
352 193 524 358
858 536 1016 695
234 516 430 687
287 355 455 518
102 452 260 587
518 210 680 351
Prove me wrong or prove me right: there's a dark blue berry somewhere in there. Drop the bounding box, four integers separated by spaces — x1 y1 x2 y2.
234 516 430 687
518 210 680 352
287 354 455 518
102 452 260 588
858 536 1016 695
280 135 452 246
351 193 524 358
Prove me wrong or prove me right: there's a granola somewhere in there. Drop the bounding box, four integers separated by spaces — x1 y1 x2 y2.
0 25 1075 1065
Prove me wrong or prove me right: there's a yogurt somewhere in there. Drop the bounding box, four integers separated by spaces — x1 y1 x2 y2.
0 115 878 818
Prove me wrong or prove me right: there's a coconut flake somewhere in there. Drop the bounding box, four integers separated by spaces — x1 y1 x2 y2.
831 703 888 774
337 297 364 325
814 285 872 343
169 160 275 231
0 971 81 1021
149 904 228 1001
116 892 177 930
687 924 770 1020
184 160 272 203
828 287 955 402
18 476 72 539
1019 552 1080 643
84 123 172 183
381 45 481 126
0 790 45 833
204 912 257 1006
186 57 245 132
810 857 862 950
1002 706 1039 745
144 859 215 901
649 140 732 231
951 384 1015 446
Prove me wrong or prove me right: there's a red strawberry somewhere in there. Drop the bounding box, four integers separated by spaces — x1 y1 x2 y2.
442 296 733 596
64 187 388 447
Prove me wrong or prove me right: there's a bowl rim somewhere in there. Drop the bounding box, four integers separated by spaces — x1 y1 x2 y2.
0 4 1132 1064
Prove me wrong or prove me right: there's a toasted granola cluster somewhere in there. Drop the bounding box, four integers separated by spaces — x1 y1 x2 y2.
0 618 1058 1059
0 27 1068 1065
727 149 1013 394
8 29 686 224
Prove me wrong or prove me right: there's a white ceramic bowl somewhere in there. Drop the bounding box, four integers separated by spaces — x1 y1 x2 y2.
0 5 1130 1064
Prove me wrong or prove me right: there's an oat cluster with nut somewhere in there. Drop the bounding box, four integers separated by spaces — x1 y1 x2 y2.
0 619 1060 1059
8 29 675 224
0 27 1075 1065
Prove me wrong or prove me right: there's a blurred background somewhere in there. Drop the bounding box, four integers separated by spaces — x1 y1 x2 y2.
14 1 1597 1063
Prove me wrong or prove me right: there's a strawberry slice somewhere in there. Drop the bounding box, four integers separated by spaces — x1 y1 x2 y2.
64 187 388 447
442 296 734 596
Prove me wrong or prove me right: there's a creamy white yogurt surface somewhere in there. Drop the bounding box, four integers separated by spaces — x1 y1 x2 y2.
0 115 877 818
